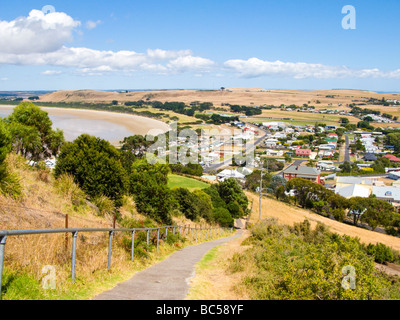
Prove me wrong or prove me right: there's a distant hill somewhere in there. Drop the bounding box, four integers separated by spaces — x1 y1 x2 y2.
38 88 400 107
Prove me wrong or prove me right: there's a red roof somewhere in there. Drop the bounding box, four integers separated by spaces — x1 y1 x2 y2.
383 154 400 162
295 149 312 156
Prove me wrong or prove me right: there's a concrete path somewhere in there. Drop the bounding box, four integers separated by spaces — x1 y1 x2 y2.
93 229 243 300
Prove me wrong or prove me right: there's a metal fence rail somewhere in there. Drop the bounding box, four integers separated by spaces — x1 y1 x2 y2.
0 225 234 299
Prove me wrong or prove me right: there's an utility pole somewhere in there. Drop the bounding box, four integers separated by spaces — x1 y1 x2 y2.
259 160 269 220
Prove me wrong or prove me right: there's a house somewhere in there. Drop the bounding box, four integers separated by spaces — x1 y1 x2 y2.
372 186 400 211
335 184 371 198
265 149 284 157
295 149 312 157
363 154 377 162
282 165 321 184
263 138 278 148
216 169 246 182
383 154 400 163
388 171 400 180
326 133 338 142
336 176 375 187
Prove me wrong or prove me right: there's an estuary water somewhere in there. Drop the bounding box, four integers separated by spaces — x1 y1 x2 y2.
0 106 156 145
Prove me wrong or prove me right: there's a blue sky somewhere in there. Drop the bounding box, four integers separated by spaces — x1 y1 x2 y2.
0 0 399 91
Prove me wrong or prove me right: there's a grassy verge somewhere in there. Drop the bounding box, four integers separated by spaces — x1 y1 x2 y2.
186 229 250 300
168 174 210 191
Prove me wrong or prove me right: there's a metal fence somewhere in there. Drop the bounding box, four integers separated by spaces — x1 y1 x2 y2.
0 225 233 299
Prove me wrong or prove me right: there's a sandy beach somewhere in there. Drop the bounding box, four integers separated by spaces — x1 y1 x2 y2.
0 105 171 137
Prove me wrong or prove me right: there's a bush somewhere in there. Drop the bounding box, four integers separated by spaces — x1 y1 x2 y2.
54 134 128 204
366 243 394 265
213 207 234 227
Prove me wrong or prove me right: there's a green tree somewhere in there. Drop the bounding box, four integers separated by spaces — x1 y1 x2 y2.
129 159 174 223
217 178 249 218
6 102 64 160
55 134 128 204
0 121 11 181
192 189 214 222
386 132 400 153
172 187 200 221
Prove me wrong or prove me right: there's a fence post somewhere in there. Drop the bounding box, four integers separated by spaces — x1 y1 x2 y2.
108 231 113 271
146 229 150 252
65 214 69 251
157 228 160 253
190 228 192 243
173 226 175 235
0 235 7 299
131 230 135 261
71 231 78 283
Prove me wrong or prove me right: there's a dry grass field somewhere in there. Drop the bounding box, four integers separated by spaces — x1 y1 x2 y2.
246 192 400 251
37 88 400 129
38 88 400 108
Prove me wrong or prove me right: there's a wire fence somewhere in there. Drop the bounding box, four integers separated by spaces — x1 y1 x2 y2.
0 224 234 299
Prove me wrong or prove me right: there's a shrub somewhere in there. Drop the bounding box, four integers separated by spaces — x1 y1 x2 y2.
213 207 234 227
366 243 394 264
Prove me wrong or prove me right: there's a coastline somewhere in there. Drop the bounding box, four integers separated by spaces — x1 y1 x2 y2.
0 104 171 137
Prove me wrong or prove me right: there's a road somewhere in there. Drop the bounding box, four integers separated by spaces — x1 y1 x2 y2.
93 230 243 300
344 135 351 163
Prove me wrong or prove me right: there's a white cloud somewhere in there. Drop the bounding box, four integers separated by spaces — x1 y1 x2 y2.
224 58 400 80
0 77 8 81
167 55 215 73
41 70 62 75
86 20 102 30
0 9 80 54
0 45 214 75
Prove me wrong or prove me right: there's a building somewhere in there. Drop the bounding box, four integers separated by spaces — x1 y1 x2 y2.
216 169 246 182
282 165 321 184
295 149 312 157
335 184 371 198
383 154 400 163
372 186 400 211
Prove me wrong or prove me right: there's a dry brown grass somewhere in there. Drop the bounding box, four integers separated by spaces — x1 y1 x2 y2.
38 88 400 109
246 192 400 251
186 229 252 300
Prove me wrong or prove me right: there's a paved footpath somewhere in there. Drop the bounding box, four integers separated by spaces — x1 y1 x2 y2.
93 229 243 300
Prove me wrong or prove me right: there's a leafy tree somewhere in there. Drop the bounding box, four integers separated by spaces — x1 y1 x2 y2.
0 121 11 181
55 134 128 204
172 187 200 221
129 159 174 223
213 207 234 227
217 178 249 218
386 132 400 153
203 185 227 210
244 169 272 192
5 102 64 160
121 134 153 157
192 189 214 222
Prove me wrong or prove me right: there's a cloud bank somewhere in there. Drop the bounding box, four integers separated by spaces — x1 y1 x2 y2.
1 9 399 80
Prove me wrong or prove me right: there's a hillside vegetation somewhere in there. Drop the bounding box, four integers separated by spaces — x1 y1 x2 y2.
229 219 400 300
0 103 247 300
